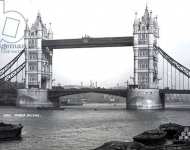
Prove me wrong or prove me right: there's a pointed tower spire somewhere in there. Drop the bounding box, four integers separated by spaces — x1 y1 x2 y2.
143 3 150 25
48 22 53 39
134 12 138 21
37 11 41 19
25 19 29 31
146 3 148 10
32 12 44 31
149 10 153 24
133 12 139 33
24 19 30 37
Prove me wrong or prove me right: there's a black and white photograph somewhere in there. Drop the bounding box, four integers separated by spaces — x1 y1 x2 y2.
0 0 190 149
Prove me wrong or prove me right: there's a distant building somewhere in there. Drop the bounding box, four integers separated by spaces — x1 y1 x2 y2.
63 85 82 89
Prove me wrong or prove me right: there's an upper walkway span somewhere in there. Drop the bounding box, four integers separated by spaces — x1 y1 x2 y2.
42 36 134 49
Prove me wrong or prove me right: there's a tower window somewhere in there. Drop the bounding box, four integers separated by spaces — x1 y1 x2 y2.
28 62 37 71
138 59 148 69
29 39 38 48
29 52 38 60
138 48 148 57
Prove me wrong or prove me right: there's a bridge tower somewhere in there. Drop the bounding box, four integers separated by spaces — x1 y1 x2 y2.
127 6 163 109
17 13 53 107
24 13 53 89
133 6 159 88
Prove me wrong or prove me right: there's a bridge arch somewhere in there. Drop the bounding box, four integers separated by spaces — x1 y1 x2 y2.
48 88 128 107
48 88 127 100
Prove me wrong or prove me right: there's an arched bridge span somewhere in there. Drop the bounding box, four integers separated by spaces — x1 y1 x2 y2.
48 88 128 102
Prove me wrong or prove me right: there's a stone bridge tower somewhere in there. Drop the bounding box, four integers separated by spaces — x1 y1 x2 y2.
133 6 159 89
24 13 53 89
127 6 163 109
17 13 53 108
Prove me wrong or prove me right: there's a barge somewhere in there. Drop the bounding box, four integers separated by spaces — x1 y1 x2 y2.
0 122 23 141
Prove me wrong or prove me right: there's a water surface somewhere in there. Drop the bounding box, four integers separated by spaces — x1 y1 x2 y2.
0 104 189 150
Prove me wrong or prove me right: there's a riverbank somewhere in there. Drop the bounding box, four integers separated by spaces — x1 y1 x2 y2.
93 141 143 150
93 141 190 150
93 123 190 150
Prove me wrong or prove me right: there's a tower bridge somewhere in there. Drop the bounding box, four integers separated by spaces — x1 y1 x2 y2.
1 6 190 109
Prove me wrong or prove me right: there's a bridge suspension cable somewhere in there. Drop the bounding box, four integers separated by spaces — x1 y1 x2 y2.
155 46 190 90
0 49 25 78
0 62 26 85
155 46 190 78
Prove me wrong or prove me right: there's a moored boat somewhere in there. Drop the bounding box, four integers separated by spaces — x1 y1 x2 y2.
159 123 183 139
0 122 23 141
133 129 167 145
173 126 190 145
94 123 190 150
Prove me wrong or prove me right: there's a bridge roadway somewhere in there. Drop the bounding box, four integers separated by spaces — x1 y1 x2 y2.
0 88 189 107
42 36 134 49
48 88 128 102
48 88 190 102
159 89 190 94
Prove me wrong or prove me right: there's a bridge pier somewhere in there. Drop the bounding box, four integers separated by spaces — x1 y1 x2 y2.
126 89 164 109
17 89 52 108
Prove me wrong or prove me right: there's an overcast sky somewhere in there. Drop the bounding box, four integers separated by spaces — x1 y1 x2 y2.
1 0 190 87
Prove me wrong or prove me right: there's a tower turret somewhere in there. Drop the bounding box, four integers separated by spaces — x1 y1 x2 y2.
133 12 139 33
143 5 149 25
48 23 53 39
24 19 30 37
24 19 30 50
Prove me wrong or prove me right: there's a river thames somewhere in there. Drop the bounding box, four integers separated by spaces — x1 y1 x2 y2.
0 104 190 150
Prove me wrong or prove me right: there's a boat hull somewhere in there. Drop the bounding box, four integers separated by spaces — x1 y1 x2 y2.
134 137 166 146
159 123 183 139
0 124 23 141
133 129 167 146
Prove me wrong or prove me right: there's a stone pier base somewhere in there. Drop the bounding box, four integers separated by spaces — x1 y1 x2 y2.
126 89 164 109
17 89 53 108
